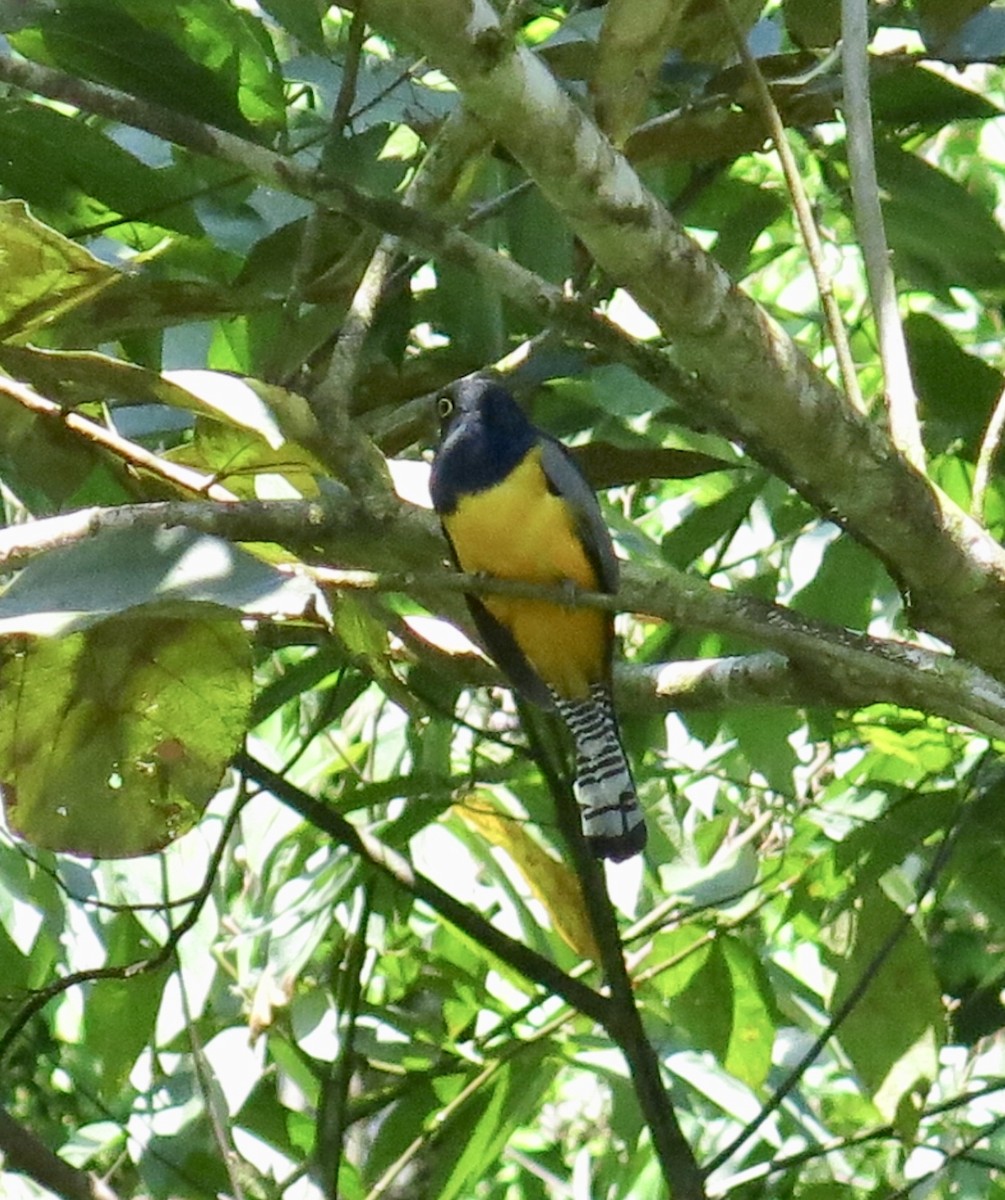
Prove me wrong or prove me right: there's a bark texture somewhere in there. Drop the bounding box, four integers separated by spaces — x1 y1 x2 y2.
365 0 1005 682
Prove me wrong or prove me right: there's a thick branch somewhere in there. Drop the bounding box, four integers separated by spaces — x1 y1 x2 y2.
554 800 706 1198
0 48 707 419
3 41 1005 678
361 0 1005 683
4 499 1005 739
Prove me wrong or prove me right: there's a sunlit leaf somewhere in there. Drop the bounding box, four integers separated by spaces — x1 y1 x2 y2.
0 526 324 637
0 200 119 340
831 886 943 1135
459 793 601 961
0 612 252 857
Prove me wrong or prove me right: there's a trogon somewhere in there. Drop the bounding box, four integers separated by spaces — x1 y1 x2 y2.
429 376 646 861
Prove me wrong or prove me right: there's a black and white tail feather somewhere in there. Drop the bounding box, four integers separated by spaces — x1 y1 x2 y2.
552 683 646 862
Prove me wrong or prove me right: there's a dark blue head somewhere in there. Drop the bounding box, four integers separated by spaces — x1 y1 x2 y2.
429 378 537 515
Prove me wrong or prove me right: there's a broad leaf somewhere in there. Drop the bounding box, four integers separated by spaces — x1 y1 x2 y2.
831 886 943 1135
0 612 252 856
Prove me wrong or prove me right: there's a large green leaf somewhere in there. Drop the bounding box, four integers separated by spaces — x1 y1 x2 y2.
790 533 887 630
905 310 1003 457
84 911 170 1096
877 140 1005 292
13 0 264 138
872 61 1002 127
0 200 119 340
424 1044 554 1200
719 936 776 1089
660 475 764 569
831 886 943 1135
0 611 252 856
0 526 322 637
0 105 204 242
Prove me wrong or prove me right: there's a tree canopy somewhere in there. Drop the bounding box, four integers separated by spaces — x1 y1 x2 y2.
3 1 1005 1198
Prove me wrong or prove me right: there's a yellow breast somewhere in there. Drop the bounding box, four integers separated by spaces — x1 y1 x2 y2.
443 447 608 698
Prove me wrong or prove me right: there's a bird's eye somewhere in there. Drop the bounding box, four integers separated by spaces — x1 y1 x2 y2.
436 395 454 420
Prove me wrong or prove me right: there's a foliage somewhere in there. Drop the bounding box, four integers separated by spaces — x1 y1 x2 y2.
0 2 1005 1199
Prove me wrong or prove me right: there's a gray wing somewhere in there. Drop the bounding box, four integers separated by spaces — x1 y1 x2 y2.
539 435 619 593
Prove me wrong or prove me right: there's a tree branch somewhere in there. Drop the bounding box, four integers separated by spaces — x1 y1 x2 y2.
361 0 1005 684
518 712 706 1198
719 0 866 416
563 813 707 1197
0 793 248 1065
842 0 926 468
4 499 1005 740
4 37 1005 680
0 1108 120 1200
0 374 238 502
972 376 1005 522
703 792 968 1181
235 752 613 1030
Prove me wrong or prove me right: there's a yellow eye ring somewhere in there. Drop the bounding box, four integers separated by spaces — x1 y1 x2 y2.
436 395 454 420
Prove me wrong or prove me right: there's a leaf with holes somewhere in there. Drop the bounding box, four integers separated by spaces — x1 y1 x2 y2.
0 612 252 857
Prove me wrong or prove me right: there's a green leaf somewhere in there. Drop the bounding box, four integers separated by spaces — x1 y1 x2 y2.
0 612 252 857
84 911 169 1097
0 526 323 637
166 369 320 449
684 175 788 281
0 105 204 243
872 62 1002 127
949 771 1005 928
720 936 776 1089
670 939 735 1062
728 707 801 795
425 1045 554 1200
14 0 260 138
168 417 324 499
791 533 887 630
257 0 325 51
0 388 105 512
661 476 764 569
0 200 119 340
504 179 574 286
831 886 943 1134
834 789 958 898
646 925 715 1003
877 140 1005 292
906 311 1003 457
0 347 216 422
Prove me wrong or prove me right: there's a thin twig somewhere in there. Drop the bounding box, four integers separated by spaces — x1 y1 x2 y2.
0 791 248 1064
703 790 971 1179
0 375 238 502
972 377 1005 521
717 0 866 416
235 752 613 1029
0 1107 121 1200
884 1110 1005 1199
518 710 706 1199
176 876 248 1200
842 0 925 469
0 48 712 421
286 4 370 313
4 499 1005 741
314 884 372 1198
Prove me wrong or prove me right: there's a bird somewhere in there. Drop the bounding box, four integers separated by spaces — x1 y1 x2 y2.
429 376 646 862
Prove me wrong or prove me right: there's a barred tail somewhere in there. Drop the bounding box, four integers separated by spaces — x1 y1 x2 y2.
552 683 646 862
